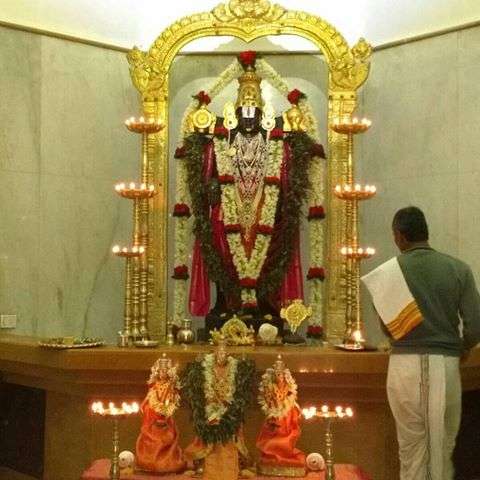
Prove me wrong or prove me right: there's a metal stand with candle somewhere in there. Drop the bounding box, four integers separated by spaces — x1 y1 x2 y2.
302 405 354 480
91 401 140 480
112 245 145 343
113 117 163 343
331 116 376 350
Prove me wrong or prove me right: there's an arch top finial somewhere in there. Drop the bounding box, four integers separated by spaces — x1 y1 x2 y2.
213 0 286 23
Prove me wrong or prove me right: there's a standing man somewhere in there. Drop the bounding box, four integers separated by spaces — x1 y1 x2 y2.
362 206 480 480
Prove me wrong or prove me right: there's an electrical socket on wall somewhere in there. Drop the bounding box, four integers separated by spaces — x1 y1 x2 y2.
0 314 17 328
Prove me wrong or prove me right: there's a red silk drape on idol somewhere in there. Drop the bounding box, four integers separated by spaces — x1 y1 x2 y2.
189 139 304 316
256 406 306 469
135 397 186 473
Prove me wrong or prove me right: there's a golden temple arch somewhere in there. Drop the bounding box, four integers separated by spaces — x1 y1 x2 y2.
126 0 372 340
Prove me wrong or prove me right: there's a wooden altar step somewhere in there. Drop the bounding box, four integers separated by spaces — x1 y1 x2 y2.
81 459 372 480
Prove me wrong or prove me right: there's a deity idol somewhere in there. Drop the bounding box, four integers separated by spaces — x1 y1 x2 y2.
174 50 325 332
182 337 255 480
135 354 186 474
256 355 306 477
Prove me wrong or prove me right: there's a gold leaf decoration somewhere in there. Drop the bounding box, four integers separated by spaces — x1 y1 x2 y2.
213 0 285 23
331 38 372 91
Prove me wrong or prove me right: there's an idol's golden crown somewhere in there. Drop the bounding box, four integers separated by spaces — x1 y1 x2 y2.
236 65 264 110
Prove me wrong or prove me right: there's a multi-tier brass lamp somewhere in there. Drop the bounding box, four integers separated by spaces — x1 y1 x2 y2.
113 117 163 343
332 116 376 350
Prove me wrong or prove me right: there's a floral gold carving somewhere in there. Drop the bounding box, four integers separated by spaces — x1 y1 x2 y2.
331 38 372 91
213 0 286 23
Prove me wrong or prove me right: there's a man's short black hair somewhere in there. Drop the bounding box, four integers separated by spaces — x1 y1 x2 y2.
392 206 429 242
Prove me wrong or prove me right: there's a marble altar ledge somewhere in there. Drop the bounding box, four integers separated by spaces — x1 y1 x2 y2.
81 459 372 480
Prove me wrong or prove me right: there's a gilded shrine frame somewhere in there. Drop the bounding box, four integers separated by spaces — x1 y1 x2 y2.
127 0 372 340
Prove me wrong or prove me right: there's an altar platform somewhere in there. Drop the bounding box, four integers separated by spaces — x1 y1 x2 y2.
82 459 372 480
1 335 480 480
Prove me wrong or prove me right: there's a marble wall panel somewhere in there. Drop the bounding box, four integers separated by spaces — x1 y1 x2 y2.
458 171 480 284
36 174 132 339
39 36 139 181
458 27 480 174
0 28 41 174
0 171 40 335
360 32 459 184
0 26 138 341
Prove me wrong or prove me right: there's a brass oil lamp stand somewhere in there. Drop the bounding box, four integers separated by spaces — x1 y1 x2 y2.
112 117 163 343
302 405 354 480
331 117 375 349
112 245 145 341
90 401 139 480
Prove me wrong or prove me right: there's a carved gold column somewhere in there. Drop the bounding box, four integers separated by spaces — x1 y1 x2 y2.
326 92 356 340
144 92 168 340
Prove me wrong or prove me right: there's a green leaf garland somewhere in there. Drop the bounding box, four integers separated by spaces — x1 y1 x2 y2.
257 132 313 299
184 131 316 306
182 357 256 445
184 133 240 304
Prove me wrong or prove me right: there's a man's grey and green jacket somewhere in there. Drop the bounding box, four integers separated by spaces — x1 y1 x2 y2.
390 247 480 356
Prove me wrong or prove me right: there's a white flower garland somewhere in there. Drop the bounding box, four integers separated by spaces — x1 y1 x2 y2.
258 367 298 419
172 56 326 324
202 353 238 423
252 59 325 324
214 137 283 304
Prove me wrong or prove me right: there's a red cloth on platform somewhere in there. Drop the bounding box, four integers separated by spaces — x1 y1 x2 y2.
256 407 305 468
82 459 372 480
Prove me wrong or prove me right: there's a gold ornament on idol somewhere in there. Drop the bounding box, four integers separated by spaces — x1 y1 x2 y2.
223 101 238 132
280 299 312 335
261 103 276 133
191 105 216 134
236 64 264 110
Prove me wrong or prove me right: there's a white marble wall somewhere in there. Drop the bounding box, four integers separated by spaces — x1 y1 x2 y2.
2 24 478 344
359 26 480 344
0 26 139 341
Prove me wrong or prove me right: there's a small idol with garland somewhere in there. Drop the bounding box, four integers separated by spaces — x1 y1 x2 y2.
172 50 326 336
256 355 306 477
135 353 186 474
183 337 255 480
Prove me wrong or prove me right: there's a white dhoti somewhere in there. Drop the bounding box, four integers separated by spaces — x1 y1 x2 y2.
387 354 462 480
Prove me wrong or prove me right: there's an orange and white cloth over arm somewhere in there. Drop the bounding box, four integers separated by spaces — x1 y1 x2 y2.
361 257 423 340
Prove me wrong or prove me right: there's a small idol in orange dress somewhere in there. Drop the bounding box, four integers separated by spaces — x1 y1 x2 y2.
256 355 306 477
135 354 186 474
183 337 255 480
